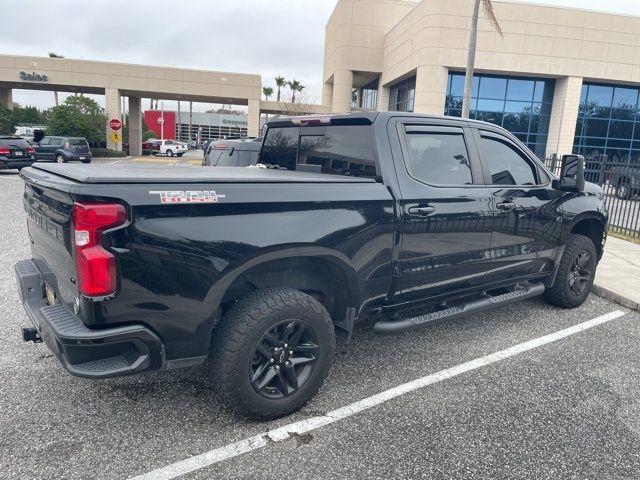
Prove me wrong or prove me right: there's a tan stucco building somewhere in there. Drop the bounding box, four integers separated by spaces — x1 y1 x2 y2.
322 0 640 159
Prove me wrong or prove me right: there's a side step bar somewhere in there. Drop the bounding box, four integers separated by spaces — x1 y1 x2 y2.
373 282 546 335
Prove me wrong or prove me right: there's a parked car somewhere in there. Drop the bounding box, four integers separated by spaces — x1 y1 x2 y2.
16 112 607 420
34 136 92 163
0 136 37 171
142 139 161 155
607 164 640 200
202 138 262 167
155 139 187 157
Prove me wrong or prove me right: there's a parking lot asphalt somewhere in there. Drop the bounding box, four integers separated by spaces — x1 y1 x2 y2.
1 167 639 480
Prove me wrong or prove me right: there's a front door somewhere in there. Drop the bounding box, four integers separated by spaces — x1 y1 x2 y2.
471 128 563 284
394 122 495 303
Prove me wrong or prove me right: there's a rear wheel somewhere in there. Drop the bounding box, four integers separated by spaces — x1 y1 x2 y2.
544 234 597 308
617 182 632 200
177 153 184 157
166 149 174 157
56 154 65 164
209 287 335 419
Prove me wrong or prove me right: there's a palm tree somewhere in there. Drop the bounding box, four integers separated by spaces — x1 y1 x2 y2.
48 52 64 106
462 0 503 118
288 79 304 103
275 76 286 102
263 86 274 101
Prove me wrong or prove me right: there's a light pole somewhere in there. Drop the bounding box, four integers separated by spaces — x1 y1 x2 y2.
159 101 165 142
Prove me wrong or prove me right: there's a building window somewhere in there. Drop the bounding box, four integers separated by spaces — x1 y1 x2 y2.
360 78 379 110
389 76 416 112
573 82 640 164
445 72 555 158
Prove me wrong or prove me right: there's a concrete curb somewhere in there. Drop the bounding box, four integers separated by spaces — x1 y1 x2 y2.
592 284 640 312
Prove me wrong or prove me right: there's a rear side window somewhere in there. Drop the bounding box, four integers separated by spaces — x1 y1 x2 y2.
404 130 473 185
478 135 537 185
69 138 88 146
261 126 377 177
0 138 30 148
217 150 241 167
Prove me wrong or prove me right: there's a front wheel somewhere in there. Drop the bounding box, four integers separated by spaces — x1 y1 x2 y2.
544 234 597 308
177 153 184 157
56 154 65 163
209 287 336 419
166 149 174 157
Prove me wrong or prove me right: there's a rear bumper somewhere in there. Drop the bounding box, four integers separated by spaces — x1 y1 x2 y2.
15 259 164 379
0 159 35 169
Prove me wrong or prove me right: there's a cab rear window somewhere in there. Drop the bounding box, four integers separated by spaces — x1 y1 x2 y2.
260 126 377 177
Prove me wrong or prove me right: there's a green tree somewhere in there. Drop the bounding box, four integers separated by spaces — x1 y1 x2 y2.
12 106 44 125
47 96 107 145
287 79 304 103
0 105 15 134
263 86 274 101
275 76 286 102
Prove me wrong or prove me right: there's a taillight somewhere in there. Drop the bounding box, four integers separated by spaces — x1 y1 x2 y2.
213 143 229 150
0 147 10 155
72 202 127 297
26 147 34 155
65 142 70 150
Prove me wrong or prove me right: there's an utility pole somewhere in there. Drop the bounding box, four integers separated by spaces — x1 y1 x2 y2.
177 100 182 142
188 101 193 143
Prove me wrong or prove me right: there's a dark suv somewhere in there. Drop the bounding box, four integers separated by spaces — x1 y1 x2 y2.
34 136 92 163
0 136 37 171
202 138 261 167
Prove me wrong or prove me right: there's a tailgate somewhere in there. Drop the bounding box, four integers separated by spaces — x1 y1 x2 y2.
22 170 78 306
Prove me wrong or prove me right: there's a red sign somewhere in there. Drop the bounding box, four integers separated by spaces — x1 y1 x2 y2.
109 118 122 131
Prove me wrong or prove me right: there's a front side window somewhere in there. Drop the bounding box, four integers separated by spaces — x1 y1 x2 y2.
405 130 473 185
479 135 537 185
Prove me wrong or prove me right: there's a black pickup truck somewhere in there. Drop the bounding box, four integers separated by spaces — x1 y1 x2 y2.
15 112 607 419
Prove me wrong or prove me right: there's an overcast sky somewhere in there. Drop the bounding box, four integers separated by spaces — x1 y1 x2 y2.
2 0 640 113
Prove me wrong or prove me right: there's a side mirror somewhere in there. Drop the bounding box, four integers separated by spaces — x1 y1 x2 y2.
33 129 45 143
553 154 585 192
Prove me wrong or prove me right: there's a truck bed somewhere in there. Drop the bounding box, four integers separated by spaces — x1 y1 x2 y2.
27 163 377 184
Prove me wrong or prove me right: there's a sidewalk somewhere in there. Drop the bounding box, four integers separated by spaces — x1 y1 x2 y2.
593 235 640 311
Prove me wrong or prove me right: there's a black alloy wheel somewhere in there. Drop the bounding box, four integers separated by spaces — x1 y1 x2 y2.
568 250 592 297
250 319 319 399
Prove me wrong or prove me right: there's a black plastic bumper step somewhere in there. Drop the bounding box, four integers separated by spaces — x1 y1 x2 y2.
374 282 545 335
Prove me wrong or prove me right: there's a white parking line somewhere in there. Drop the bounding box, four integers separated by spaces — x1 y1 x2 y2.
130 309 626 480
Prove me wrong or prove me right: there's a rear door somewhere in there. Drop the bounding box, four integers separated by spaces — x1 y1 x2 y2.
35 136 52 160
391 119 495 302
69 138 90 158
470 128 563 283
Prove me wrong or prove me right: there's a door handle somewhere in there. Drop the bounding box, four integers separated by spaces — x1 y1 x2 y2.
407 205 435 216
496 201 515 211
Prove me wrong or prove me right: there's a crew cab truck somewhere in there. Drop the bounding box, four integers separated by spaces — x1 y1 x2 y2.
15 112 607 419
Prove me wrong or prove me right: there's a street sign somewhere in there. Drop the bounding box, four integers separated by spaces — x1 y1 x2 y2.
109 118 122 131
110 131 121 144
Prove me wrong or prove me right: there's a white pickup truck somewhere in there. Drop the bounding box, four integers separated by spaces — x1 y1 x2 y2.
155 139 187 157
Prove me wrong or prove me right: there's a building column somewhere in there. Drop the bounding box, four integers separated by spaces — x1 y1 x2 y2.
377 85 390 112
105 88 122 151
413 66 449 115
0 87 13 110
331 69 353 113
248 99 260 137
129 96 142 157
322 82 333 107
546 76 583 158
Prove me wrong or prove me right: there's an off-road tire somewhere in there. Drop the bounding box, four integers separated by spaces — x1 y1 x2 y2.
544 234 597 308
209 287 335 419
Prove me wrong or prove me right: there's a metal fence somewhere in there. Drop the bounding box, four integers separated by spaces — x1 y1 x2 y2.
544 155 640 238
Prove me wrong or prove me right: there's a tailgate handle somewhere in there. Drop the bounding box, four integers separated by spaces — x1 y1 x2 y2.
406 205 435 216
